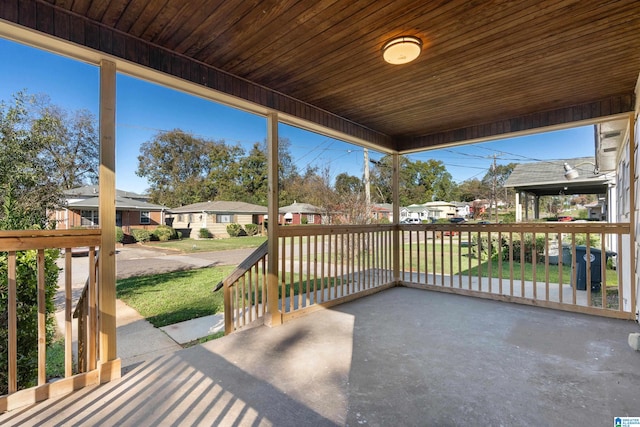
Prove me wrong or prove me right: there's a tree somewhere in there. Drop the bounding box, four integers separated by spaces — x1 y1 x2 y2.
237 142 268 205
31 97 99 190
137 129 244 207
370 155 457 206
458 178 490 202
0 92 64 393
481 162 516 208
335 173 363 195
0 92 63 229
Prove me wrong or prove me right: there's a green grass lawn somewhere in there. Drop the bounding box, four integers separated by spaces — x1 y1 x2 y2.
116 266 234 327
401 242 618 285
147 236 267 253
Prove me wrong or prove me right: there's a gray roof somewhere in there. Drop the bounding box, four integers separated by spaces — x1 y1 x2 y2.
66 195 166 211
279 202 322 214
64 185 149 200
504 157 610 196
169 201 267 214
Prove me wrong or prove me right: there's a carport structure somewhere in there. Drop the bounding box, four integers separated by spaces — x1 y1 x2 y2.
504 156 613 221
1 0 640 418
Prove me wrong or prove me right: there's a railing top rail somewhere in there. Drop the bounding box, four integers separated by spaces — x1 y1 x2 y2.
217 240 269 290
399 222 630 233
0 229 101 251
0 228 102 238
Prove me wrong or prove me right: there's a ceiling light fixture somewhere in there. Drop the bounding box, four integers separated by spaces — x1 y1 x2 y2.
382 36 422 65
563 161 599 180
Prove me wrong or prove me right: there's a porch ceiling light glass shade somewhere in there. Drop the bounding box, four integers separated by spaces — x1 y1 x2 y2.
382 36 422 64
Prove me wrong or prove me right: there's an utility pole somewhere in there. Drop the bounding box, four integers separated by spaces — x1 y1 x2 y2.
364 148 371 220
488 152 503 222
492 154 497 222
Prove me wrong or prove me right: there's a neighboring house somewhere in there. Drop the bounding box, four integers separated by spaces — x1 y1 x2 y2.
470 199 490 218
168 201 267 238
451 202 471 218
53 185 166 233
278 202 323 225
371 203 393 222
585 200 606 220
401 201 457 222
400 205 429 222
423 201 456 219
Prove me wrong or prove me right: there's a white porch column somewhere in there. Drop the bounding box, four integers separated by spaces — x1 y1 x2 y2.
265 112 282 326
392 153 400 282
515 192 522 223
98 59 121 381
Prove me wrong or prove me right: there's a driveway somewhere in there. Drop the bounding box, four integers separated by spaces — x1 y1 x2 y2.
116 245 255 279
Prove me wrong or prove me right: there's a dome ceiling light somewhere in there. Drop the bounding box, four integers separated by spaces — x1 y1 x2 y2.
382 36 422 65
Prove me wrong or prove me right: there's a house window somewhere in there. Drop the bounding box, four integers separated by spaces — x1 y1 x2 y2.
177 214 183 222
81 210 98 227
140 211 151 224
116 211 122 227
307 214 315 224
217 214 233 223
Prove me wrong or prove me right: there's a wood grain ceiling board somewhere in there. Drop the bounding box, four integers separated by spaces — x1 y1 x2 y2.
28 0 640 150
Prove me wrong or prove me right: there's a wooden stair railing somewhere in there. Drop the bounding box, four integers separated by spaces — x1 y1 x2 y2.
215 240 268 334
73 250 99 373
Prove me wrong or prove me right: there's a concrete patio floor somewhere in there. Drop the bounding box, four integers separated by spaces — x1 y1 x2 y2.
2 287 639 426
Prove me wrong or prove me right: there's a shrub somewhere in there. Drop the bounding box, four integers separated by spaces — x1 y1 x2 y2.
199 228 211 239
152 225 178 242
177 231 183 239
507 234 547 263
572 233 600 247
131 228 151 243
471 233 507 261
244 223 259 236
226 223 244 237
300 216 308 225
0 249 59 394
115 226 124 243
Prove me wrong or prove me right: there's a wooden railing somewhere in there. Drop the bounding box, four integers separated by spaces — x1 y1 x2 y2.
220 225 396 334
0 229 101 412
221 221 635 334
218 241 268 335
277 225 395 321
73 251 99 373
400 222 635 319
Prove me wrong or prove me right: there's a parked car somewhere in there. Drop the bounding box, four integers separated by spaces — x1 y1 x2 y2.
557 216 573 222
449 217 465 224
401 217 421 224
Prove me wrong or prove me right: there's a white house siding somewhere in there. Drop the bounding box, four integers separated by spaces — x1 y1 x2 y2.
635 87 640 320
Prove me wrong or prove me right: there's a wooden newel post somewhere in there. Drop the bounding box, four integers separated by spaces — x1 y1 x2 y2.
265 112 282 326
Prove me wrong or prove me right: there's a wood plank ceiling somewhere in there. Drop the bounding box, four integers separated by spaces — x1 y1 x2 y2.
4 0 640 152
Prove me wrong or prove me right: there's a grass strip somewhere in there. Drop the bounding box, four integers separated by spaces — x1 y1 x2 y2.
117 266 234 327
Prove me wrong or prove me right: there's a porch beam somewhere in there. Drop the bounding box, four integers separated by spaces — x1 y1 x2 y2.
399 95 635 151
98 59 121 380
265 112 282 326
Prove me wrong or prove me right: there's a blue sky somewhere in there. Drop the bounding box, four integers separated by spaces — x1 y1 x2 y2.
1 38 595 194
